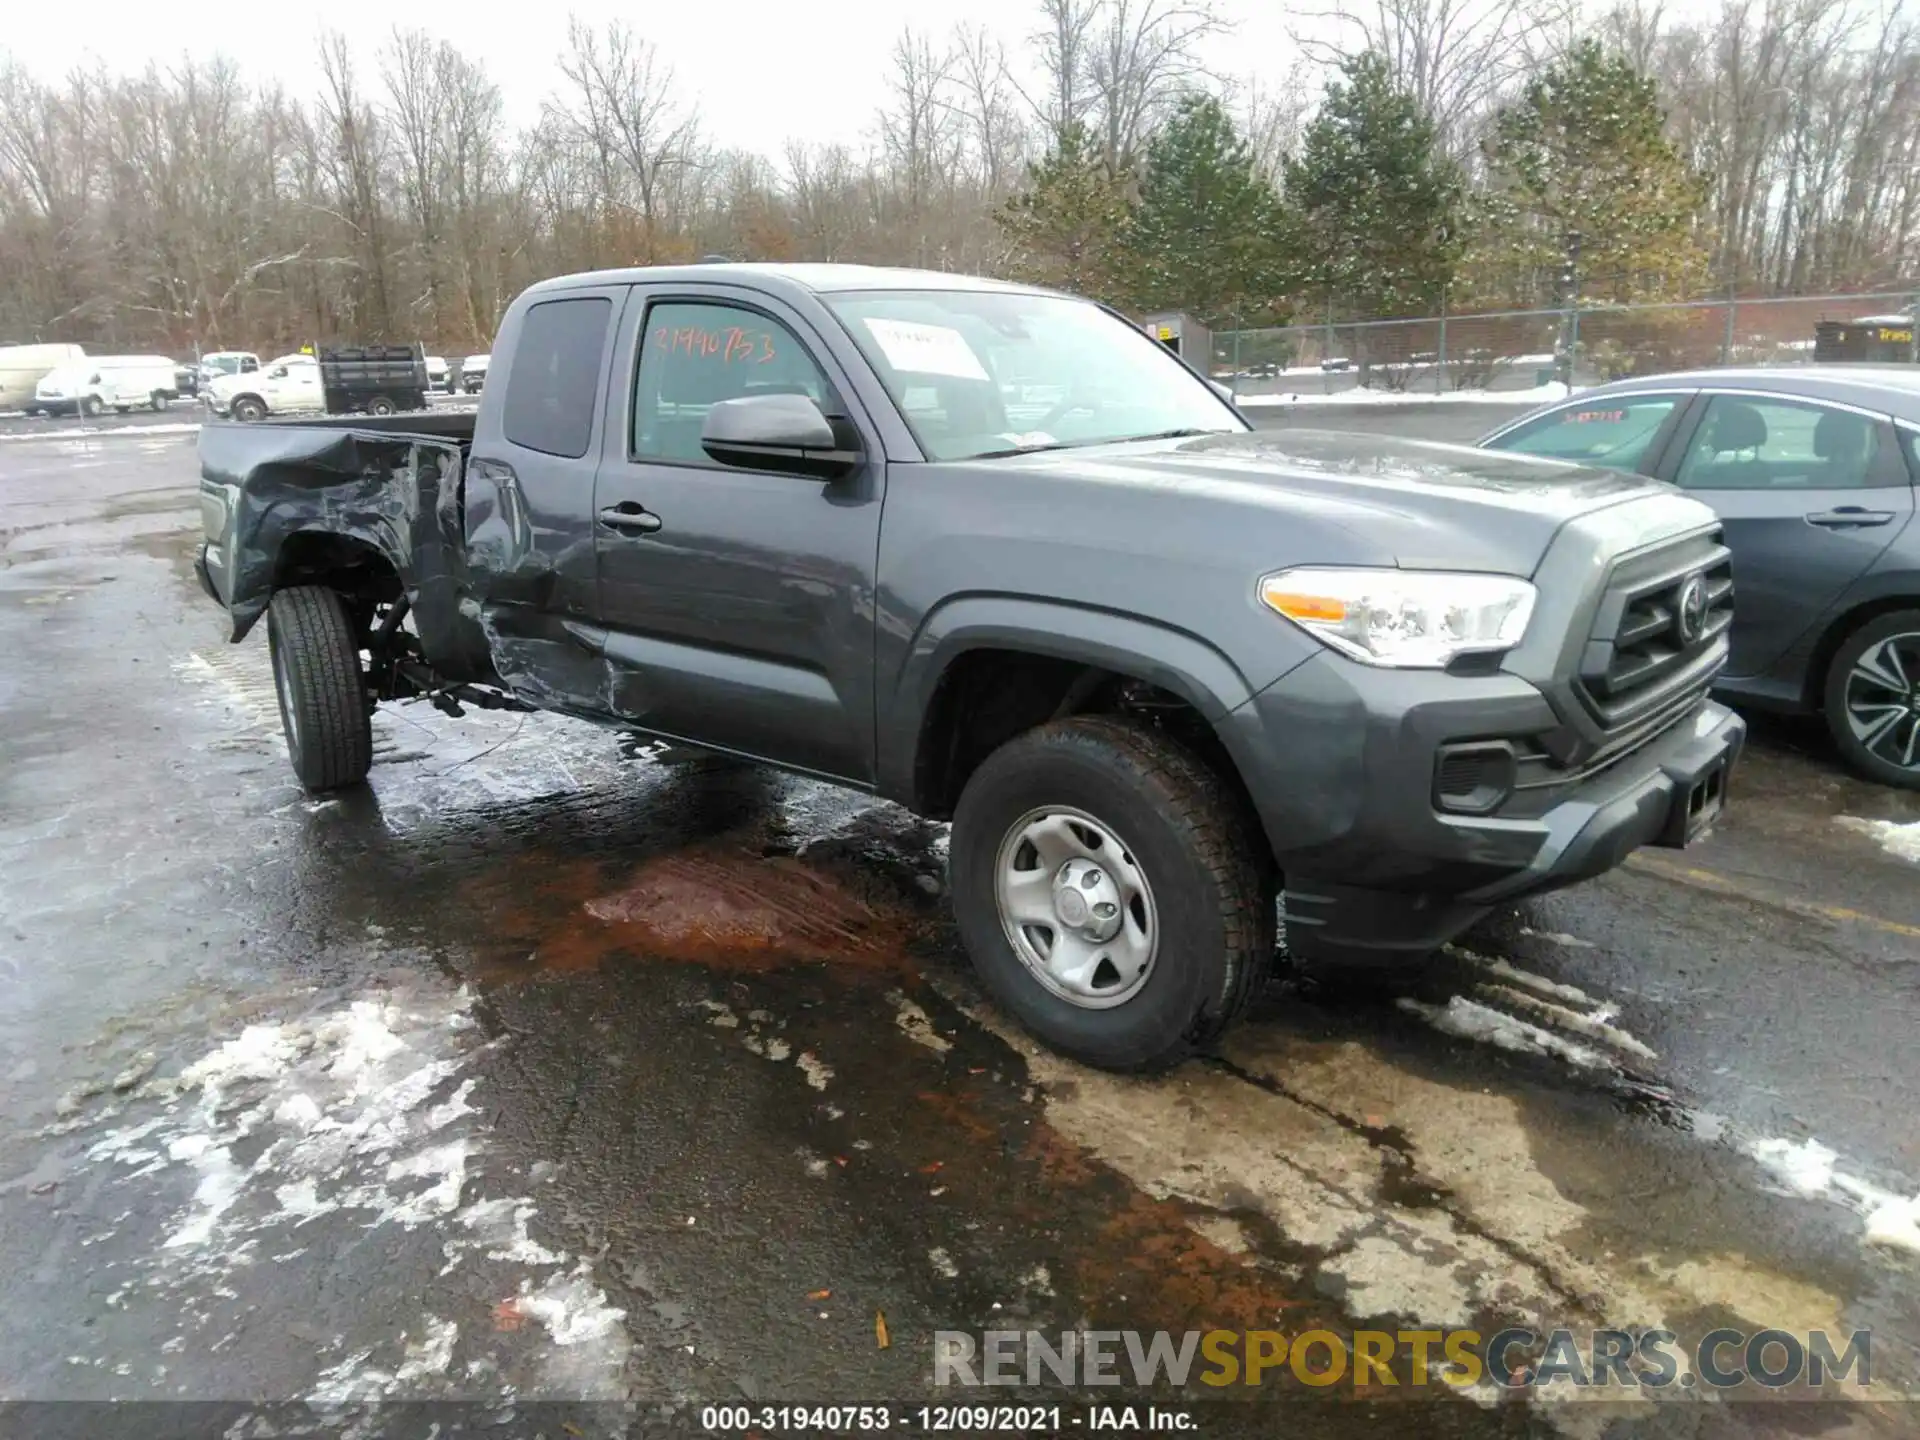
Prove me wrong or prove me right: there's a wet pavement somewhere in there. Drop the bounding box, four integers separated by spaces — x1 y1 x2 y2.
3 427 1919 1437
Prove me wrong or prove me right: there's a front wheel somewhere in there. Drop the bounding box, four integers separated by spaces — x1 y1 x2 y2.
1823 609 1920 789
949 716 1274 1072
150 391 169 412
82 395 104 418
364 394 396 416
267 586 373 793
231 396 266 423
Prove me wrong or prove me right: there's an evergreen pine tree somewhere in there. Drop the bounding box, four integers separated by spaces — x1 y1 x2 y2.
1126 95 1289 323
1477 39 1709 305
1282 52 1462 322
996 124 1133 307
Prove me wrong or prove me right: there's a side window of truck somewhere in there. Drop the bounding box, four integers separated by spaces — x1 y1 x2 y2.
633 302 834 466
501 296 613 459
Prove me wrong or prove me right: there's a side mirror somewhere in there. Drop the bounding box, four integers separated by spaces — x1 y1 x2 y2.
700 393 858 479
269 366 288 379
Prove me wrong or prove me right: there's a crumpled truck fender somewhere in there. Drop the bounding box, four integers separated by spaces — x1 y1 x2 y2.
198 423 487 680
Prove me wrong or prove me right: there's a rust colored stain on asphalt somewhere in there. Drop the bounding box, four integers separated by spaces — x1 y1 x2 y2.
912 1084 1342 1367
476 844 923 980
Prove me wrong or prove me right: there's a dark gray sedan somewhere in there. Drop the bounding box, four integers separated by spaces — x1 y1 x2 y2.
1480 367 1920 788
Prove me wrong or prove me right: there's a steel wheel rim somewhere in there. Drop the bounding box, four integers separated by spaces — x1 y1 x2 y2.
271 630 303 760
993 805 1158 1010
1843 632 1920 772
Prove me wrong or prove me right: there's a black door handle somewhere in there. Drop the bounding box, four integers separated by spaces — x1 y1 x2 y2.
598 503 662 534
1805 507 1895 529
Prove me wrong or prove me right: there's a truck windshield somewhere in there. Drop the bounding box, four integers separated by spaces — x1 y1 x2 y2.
824 290 1244 462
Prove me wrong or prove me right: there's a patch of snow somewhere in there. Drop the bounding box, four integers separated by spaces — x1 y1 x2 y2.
1836 816 1920 865
396 1316 459 1383
889 990 952 1054
796 1052 833 1091
1449 949 1600 1008
1749 1137 1837 1196
305 1316 454 1403
1471 983 1658 1063
928 1247 959 1278
1398 995 1612 1072
1860 1193 1920 1252
0 421 203 442
518 1264 627 1346
1741 1137 1920 1256
76 983 632 1397
1518 927 1596 950
1237 381 1575 409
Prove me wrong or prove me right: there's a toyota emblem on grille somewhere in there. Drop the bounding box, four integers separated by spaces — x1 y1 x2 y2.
1674 574 1709 645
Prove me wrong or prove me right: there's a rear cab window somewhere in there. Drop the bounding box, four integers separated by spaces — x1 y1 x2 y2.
502 296 614 459
1491 394 1682 474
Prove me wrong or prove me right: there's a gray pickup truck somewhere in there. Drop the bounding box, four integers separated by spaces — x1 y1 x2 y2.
195 263 1746 1070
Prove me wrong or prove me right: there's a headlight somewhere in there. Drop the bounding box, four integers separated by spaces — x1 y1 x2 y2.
1259 567 1536 668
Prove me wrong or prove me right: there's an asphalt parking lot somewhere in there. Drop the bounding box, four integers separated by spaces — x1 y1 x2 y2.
2 408 1918 1434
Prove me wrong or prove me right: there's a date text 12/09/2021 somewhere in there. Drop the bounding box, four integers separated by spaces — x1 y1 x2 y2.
700 1405 1195 1432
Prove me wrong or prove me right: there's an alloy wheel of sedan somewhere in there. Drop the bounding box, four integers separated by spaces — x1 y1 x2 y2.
1842 631 1920 774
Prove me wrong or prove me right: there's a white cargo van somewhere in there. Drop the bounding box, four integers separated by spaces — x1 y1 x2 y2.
32 355 181 417
0 343 87 412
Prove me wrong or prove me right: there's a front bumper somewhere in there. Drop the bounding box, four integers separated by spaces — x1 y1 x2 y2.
1222 652 1746 967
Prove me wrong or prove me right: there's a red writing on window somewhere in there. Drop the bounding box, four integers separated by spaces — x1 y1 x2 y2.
1568 409 1626 424
652 324 777 364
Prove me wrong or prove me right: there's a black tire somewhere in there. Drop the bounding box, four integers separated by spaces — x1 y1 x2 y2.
949 716 1274 1072
1822 608 1920 790
231 395 266 423
267 585 373 794
365 394 396 416
150 391 168 412
82 395 104 418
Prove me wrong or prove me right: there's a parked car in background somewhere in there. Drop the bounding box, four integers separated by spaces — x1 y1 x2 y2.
31 355 180 416
203 353 324 421
1481 367 1920 788
198 351 261 389
458 353 489 392
0 342 86 412
425 355 450 392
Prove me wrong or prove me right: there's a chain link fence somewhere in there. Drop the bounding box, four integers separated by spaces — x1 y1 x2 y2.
1211 291 1920 400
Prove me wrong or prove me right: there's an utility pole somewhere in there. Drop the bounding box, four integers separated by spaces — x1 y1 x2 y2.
1559 230 1583 390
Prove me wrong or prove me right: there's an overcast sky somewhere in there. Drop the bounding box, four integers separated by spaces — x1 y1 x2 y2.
5 0 1306 154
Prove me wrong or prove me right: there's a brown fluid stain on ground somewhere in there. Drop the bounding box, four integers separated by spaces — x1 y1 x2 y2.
911 1085 1362 1387
471 842 928 982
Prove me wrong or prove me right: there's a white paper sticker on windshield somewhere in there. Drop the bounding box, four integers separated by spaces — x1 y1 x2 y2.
863 318 989 381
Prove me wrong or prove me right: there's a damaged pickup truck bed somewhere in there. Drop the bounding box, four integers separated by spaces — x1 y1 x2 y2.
196 262 1746 1070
